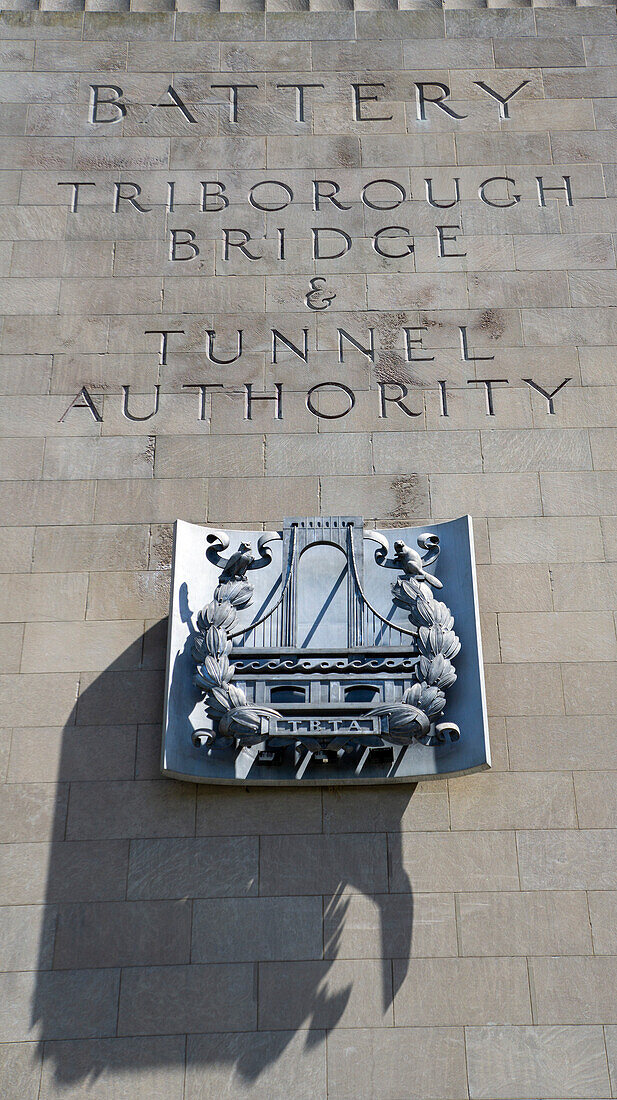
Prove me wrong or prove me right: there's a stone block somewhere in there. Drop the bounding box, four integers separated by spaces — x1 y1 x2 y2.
265 432 372 476
192 896 323 962
0 968 119 1042
127 837 259 899
329 1026 467 1100
75 669 164 724
484 663 564 716
53 899 191 969
32 524 150 572
83 11 174 39
481 428 592 473
0 438 44 480
389 831 519 893
8 725 137 783
518 829 617 890
196 786 322 835
0 673 79 728
530 956 617 1024
393 957 532 1025
0 783 67 843
465 1025 611 1100
40 1037 185 1100
259 958 389 1029
43 437 154 480
0 526 35 572
259 833 388 896
498 611 617 663
322 474 430 525
0 905 56 971
185 1030 326 1100
265 12 353 39
0 624 24 674
86 570 169 619
372 431 482 475
0 840 128 905
495 36 586 67
0 1043 42 1100
476 562 552 611
588 892 617 955
507 715 617 772
208 475 318 524
457 890 592 957
322 783 449 832
449 772 576 830
155 434 263 479
488 516 604 563
0 481 95 527
117 963 256 1035
431 472 542 518
21 620 144 672
574 772 617 828
323 891 457 959
93 478 207 524
66 779 195 840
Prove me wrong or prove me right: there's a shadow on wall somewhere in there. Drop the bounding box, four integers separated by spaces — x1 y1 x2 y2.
32 622 415 1093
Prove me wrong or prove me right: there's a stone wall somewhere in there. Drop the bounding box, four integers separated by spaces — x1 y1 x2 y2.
1 6 617 1098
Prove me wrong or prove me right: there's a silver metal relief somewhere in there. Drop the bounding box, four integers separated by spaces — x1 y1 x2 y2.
162 515 490 784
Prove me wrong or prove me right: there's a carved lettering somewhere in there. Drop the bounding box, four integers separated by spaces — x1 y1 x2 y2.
479 176 520 208
207 330 243 365
437 224 466 258
89 84 125 124
170 228 199 261
460 326 495 362
312 227 352 260
306 382 355 419
272 330 308 364
536 175 573 207
425 177 460 209
378 382 422 418
373 226 414 258
201 181 228 212
249 180 293 212
245 383 283 420
57 181 95 213
467 378 509 416
113 182 151 214
276 82 324 123
415 82 467 122
150 84 198 124
352 83 392 122
338 329 375 363
211 83 258 123
523 377 572 413
59 387 103 423
404 327 434 363
474 79 529 119
122 385 160 421
145 329 184 367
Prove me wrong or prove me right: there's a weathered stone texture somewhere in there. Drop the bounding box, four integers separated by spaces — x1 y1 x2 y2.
1 6 617 1099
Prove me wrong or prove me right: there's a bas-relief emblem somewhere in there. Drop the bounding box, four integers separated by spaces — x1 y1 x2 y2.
162 515 490 784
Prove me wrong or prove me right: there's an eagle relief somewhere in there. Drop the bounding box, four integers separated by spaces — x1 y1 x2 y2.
162 515 490 784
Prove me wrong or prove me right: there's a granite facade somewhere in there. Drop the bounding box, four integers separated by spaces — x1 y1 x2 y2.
1 5 617 1097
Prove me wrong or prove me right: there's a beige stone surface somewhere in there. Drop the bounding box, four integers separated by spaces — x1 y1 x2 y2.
1 6 617 1098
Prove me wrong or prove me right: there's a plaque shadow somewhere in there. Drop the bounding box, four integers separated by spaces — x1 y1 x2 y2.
32 621 416 1090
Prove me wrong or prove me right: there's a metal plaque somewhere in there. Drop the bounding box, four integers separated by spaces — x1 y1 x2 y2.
162 515 490 784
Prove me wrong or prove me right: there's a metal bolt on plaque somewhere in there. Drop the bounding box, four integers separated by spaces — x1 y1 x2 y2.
162 516 490 784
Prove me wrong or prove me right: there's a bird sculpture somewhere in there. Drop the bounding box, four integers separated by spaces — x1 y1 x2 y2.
220 541 255 580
